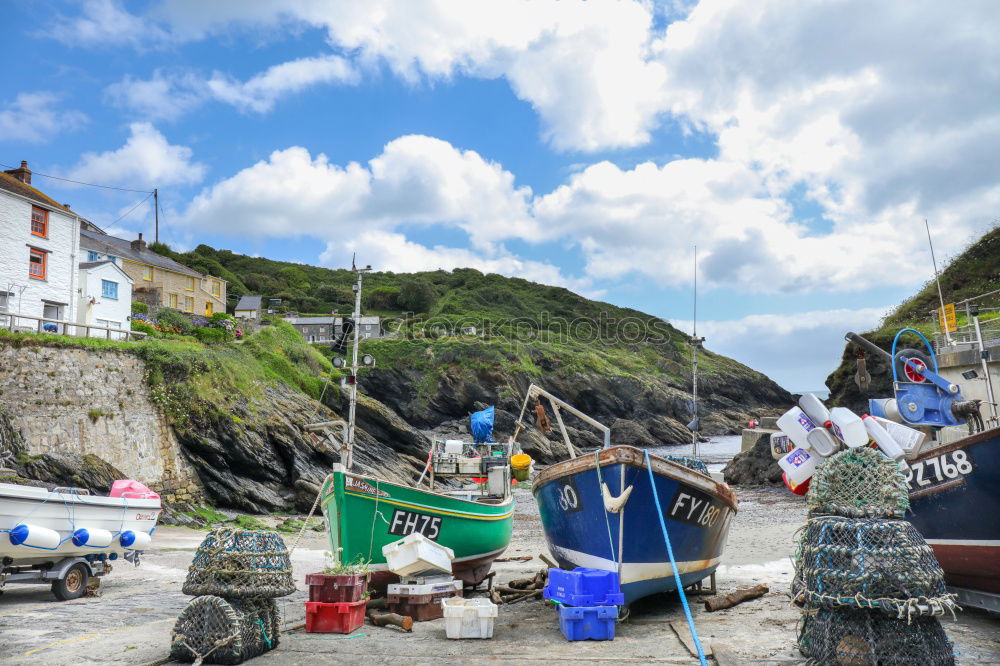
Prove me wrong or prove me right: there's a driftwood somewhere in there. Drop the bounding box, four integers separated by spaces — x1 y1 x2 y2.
495 555 533 563
703 584 769 612
539 553 558 568
366 597 388 610
367 610 413 632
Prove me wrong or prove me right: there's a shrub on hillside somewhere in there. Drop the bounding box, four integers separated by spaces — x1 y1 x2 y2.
399 279 436 313
130 320 156 336
193 327 232 344
156 308 194 336
131 302 149 315
365 286 400 310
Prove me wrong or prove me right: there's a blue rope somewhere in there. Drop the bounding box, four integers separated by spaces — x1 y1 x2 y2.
643 449 707 666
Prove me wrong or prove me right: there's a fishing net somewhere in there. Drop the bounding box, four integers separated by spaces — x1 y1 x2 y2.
798 607 955 665
183 528 296 599
170 596 280 665
665 456 709 476
807 447 909 518
792 516 958 619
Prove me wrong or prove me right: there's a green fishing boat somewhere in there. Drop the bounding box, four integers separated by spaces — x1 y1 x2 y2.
319 464 514 584
312 263 514 585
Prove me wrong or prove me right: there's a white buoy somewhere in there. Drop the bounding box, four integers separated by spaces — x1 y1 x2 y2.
827 407 869 448
120 530 152 550
862 415 905 460
798 393 830 425
8 524 61 549
73 527 115 548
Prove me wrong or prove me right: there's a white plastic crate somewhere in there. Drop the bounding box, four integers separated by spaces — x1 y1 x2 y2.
381 532 454 577
457 457 482 474
441 597 498 639
400 573 454 586
388 577 462 597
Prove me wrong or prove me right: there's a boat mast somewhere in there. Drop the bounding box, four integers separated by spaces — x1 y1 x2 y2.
346 264 370 470
690 246 703 458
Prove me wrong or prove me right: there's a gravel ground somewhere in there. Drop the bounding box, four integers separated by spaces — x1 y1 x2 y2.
1 487 997 665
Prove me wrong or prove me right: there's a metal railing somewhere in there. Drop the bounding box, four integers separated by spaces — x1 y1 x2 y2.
929 287 1000 354
0 311 147 341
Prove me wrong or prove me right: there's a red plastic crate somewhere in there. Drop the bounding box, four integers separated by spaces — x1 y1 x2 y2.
304 600 367 633
305 572 370 603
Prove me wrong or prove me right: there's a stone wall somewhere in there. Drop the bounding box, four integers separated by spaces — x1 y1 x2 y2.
0 344 202 504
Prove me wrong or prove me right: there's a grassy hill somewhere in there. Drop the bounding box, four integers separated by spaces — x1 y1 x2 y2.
826 223 1000 408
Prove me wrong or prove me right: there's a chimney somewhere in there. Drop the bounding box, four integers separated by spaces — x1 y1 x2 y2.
3 160 31 185
131 232 147 252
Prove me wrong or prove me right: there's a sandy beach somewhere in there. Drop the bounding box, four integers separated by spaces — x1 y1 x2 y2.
1 485 997 665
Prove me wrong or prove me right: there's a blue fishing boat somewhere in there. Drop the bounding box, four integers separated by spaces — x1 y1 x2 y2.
512 385 737 605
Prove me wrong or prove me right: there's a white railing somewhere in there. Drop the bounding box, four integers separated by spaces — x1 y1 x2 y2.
0 312 147 341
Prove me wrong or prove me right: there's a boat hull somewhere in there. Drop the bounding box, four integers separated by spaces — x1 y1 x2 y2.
906 426 1000 594
0 483 161 564
320 470 514 585
533 446 737 605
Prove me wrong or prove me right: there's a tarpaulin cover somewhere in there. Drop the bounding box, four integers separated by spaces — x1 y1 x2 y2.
471 406 495 443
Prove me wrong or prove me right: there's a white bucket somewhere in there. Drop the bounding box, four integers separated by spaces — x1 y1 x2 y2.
873 417 926 459
778 447 817 485
806 427 840 457
827 407 869 448
862 415 904 460
8 523 61 550
798 393 830 425
776 407 819 451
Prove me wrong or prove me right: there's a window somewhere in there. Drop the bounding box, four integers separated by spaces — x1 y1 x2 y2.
101 280 118 299
169 293 178 308
184 296 193 312
212 280 221 296
142 265 153 281
204 302 213 316
31 207 48 237
88 250 100 262
186 277 194 291
0 293 7 313
28 249 46 279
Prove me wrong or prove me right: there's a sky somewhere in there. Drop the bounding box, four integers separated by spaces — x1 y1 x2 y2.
2 0 998 392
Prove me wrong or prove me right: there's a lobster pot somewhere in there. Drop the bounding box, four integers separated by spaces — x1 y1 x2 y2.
807 447 910 518
663 456 709 476
798 607 954 666
183 529 295 599
170 596 279 665
792 516 957 617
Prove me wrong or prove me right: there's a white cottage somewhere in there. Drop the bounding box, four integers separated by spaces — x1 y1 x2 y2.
76 260 134 339
0 162 80 331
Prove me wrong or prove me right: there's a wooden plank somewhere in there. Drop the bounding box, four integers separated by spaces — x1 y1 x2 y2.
669 620 712 659
711 642 741 666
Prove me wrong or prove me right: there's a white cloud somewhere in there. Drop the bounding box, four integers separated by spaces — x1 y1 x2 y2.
65 123 205 188
49 0 170 49
672 306 890 391
0 92 87 143
105 55 358 119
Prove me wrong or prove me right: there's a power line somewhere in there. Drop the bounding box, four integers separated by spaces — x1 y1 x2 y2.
111 192 154 225
0 161 151 194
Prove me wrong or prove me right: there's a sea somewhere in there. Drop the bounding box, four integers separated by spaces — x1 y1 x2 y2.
652 434 743 474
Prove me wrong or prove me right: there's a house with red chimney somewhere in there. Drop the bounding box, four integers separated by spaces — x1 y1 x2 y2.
0 161 81 330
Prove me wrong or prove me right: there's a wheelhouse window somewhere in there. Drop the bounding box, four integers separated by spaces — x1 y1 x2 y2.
31 207 48 237
101 280 118 299
28 248 46 279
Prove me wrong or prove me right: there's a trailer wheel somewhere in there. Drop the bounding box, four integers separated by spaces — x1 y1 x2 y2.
52 563 89 601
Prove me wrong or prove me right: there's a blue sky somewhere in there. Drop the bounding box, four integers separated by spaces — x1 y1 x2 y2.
2 1 998 392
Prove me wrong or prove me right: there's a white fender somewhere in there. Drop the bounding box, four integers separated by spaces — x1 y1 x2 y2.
601 483 633 514
73 527 115 548
120 530 152 550
9 523 61 549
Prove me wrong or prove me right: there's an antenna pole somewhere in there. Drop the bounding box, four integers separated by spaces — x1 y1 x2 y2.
691 246 701 458
346 269 364 470
925 219 951 345
153 188 159 244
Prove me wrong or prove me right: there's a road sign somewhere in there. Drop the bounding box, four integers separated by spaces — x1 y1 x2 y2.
939 303 957 333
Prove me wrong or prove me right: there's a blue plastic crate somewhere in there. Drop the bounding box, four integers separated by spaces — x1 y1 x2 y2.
543 567 624 606
558 604 617 641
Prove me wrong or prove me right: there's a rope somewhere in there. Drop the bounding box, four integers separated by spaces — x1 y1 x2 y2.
643 449 707 666
289 474 333 555
593 449 617 563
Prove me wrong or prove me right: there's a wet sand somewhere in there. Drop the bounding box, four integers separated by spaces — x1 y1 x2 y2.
1 487 997 665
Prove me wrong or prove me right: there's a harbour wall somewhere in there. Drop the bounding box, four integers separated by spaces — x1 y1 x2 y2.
0 344 202 503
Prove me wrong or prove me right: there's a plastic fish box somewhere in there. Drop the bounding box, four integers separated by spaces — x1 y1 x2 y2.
558 604 617 641
388 588 462 621
305 572 370 603
458 457 483 474
400 573 454 586
304 599 366 634
388 578 462 598
442 597 498 639
544 567 624 607
382 532 454 577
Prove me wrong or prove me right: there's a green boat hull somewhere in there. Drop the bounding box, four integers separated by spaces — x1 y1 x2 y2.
320 469 514 584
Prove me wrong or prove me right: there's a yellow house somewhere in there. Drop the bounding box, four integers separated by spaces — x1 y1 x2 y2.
79 229 226 316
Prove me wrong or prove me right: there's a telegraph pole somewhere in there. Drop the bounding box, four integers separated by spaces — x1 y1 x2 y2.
153 188 159 244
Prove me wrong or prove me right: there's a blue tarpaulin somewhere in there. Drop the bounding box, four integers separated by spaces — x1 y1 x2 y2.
471 406 495 443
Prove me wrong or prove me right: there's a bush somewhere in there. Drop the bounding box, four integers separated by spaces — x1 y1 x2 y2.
131 320 156 336
156 308 194 336
193 327 232 344
399 279 436 312
131 302 149 315
365 286 400 310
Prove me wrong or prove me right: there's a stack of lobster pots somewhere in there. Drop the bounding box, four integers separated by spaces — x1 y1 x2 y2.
382 532 462 621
